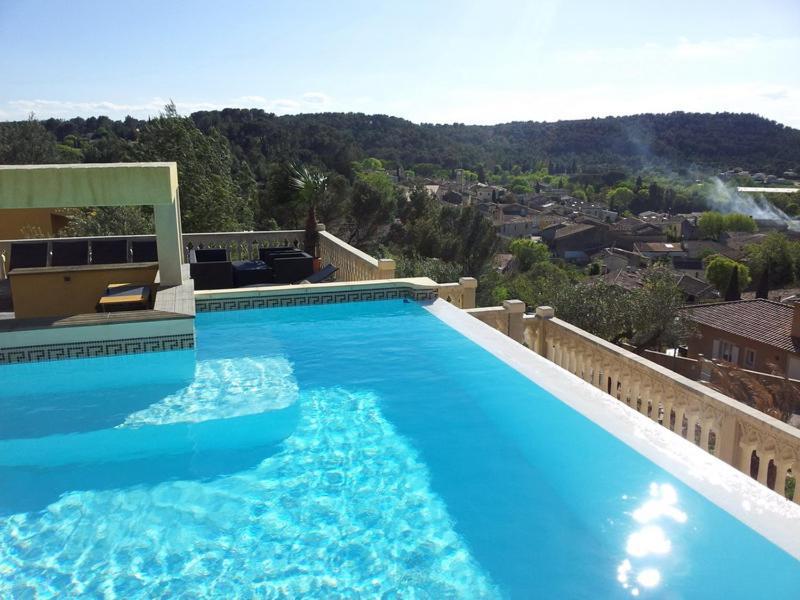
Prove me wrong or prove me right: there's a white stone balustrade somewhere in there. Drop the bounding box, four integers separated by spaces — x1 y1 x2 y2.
317 230 396 282
477 302 800 502
437 277 477 309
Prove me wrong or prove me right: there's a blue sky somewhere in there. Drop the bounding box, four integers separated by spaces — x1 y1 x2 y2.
1 0 799 126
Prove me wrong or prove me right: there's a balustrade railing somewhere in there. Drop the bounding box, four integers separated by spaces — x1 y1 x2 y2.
437 277 477 309
317 230 395 282
0 228 396 283
467 302 800 501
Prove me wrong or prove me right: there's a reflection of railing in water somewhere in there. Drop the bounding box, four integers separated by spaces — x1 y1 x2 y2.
466 302 800 503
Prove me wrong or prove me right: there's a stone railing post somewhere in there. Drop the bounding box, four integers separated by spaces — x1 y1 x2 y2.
316 223 326 232
534 306 554 357
377 258 396 280
459 277 478 309
503 300 526 343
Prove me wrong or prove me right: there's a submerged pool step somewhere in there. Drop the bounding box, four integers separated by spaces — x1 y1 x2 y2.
0 404 300 468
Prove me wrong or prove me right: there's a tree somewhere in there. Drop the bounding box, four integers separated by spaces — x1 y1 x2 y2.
0 113 60 164
724 265 741 301
756 265 770 299
723 213 757 233
136 103 254 232
705 255 751 295
346 179 396 248
509 239 550 271
698 212 726 239
746 232 796 287
60 206 153 237
606 187 634 212
624 264 695 351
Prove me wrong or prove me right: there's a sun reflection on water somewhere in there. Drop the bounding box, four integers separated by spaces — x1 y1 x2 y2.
617 483 687 596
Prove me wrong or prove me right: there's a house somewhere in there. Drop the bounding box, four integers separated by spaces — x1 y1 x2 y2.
607 217 666 250
583 206 617 223
597 247 650 273
603 267 716 302
498 216 536 239
634 242 688 260
684 299 800 378
550 223 607 258
474 185 506 203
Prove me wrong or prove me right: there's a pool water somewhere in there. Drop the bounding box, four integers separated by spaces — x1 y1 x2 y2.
1 299 798 597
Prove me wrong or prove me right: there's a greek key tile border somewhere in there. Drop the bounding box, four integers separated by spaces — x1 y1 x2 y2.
195 286 437 313
0 333 195 365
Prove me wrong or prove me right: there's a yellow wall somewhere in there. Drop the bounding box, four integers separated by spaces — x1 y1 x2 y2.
0 208 68 239
10 263 158 318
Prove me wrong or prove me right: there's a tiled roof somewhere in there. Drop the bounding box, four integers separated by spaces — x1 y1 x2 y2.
553 223 596 239
683 299 800 353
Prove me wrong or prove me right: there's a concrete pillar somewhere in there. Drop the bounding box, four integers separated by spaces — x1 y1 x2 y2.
738 444 756 475
699 419 713 451
459 277 478 309
153 198 184 286
534 306 554 357
377 258 396 280
503 299 525 343
715 415 739 465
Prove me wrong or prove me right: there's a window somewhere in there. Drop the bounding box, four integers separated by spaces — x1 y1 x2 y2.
712 339 739 364
744 348 756 369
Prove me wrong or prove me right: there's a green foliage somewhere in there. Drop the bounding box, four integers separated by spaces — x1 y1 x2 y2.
723 213 757 233
135 103 254 232
388 187 497 278
345 178 396 248
606 187 635 212
481 263 691 350
509 239 550 271
704 255 751 294
699 211 757 239
392 254 463 282
698 212 726 239
0 114 60 164
61 207 153 237
745 232 799 287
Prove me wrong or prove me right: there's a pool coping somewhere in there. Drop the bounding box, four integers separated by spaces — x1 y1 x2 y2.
425 298 800 561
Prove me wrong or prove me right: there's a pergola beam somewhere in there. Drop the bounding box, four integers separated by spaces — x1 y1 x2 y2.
0 162 184 285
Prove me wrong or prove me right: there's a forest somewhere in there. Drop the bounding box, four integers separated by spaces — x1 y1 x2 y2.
15 109 800 179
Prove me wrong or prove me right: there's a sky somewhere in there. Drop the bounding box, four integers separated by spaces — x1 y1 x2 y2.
1 0 799 127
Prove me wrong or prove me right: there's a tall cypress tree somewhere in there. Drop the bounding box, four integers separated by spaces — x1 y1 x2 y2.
755 265 770 299
724 266 741 301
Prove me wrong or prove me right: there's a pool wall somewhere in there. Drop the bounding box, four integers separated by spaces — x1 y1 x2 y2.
425 298 800 561
193 277 439 312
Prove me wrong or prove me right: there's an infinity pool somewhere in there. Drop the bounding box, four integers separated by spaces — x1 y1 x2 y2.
1 299 798 597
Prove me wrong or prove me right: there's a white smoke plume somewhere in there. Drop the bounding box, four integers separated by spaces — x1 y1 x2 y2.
706 177 799 230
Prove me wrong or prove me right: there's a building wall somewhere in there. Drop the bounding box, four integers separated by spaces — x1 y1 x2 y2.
0 208 68 239
10 263 158 318
687 323 791 375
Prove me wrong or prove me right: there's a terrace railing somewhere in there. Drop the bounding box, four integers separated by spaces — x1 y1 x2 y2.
466 302 800 502
0 228 396 283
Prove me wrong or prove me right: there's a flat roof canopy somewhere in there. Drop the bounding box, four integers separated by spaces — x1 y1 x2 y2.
0 162 178 208
0 162 184 285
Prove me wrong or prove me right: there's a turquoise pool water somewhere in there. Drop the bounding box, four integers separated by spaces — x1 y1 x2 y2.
1 299 798 597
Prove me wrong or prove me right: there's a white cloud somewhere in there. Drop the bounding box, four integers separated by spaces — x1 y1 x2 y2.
395 82 800 128
2 92 336 121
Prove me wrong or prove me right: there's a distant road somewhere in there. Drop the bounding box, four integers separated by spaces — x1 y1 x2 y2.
737 187 799 194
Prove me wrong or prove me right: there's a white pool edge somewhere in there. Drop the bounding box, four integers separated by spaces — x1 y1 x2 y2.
424 298 800 561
